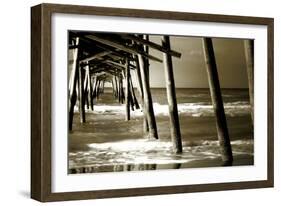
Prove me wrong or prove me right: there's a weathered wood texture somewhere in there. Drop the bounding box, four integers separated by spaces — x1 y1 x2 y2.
129 75 139 109
202 38 233 165
143 35 150 133
134 56 149 133
31 5 43 201
125 58 130 120
138 54 158 139
86 65 94 110
244 39 254 123
114 75 119 97
162 36 183 153
78 66 86 123
68 37 80 130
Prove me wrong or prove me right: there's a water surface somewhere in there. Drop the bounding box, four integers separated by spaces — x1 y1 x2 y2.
68 88 253 174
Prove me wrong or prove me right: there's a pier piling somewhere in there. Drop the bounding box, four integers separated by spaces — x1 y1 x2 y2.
244 40 254 123
125 58 131 121
78 65 86 123
68 37 80 130
138 54 158 139
202 38 233 165
162 36 183 153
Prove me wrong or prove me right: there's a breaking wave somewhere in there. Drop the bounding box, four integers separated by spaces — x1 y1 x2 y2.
69 139 253 170
75 101 250 117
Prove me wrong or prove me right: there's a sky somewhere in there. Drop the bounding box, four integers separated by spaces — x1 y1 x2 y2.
146 35 250 88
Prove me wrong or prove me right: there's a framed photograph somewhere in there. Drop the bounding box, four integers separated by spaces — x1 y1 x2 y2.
31 3 274 202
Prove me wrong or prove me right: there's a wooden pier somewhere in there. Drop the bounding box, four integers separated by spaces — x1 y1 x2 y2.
68 32 252 163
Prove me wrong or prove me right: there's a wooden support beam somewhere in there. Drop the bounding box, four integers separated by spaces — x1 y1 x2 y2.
91 76 96 106
102 80 105 93
144 35 150 80
68 44 79 49
105 59 136 69
98 80 103 96
244 39 254 123
120 76 125 104
80 51 112 63
143 35 150 133
106 60 126 69
114 75 119 98
101 68 121 77
86 65 94 111
119 76 124 103
202 38 233 165
144 35 149 54
96 80 100 100
86 34 163 62
117 76 123 103
83 68 88 91
133 54 149 133
78 35 134 60
125 58 130 121
118 77 121 103
93 77 99 99
134 58 148 132
107 53 135 62
111 77 115 96
78 65 86 123
100 80 104 94
138 54 158 139
68 37 80 130
129 75 140 109
130 94 134 111
124 34 182 58
162 36 183 154
83 68 89 109
134 56 144 97
102 61 126 72
99 80 103 95
111 79 116 97
89 61 126 72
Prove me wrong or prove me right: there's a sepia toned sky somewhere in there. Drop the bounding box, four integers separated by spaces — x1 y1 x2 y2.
147 36 249 88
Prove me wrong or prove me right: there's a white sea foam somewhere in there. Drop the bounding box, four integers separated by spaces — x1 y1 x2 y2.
69 139 253 169
74 101 250 117
88 139 171 151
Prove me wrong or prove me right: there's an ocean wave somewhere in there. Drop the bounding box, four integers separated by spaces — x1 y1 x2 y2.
69 139 253 169
74 101 250 117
